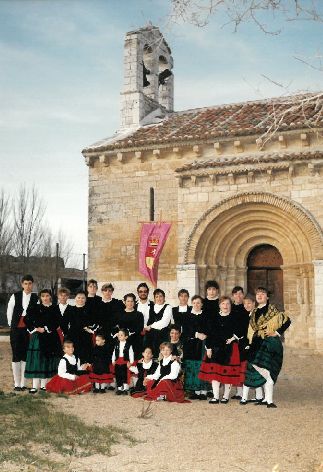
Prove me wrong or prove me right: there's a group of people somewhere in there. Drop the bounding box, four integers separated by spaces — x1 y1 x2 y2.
7 275 291 408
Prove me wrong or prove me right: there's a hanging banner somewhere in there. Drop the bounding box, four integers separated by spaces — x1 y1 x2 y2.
139 222 171 287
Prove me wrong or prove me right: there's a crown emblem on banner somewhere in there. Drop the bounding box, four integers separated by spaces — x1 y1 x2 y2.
149 235 159 246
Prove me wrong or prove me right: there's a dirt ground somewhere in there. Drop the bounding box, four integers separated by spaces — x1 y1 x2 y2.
0 339 322 472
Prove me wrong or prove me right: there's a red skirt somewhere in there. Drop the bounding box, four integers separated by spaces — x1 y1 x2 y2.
145 379 187 403
198 343 242 385
89 372 114 384
46 374 92 395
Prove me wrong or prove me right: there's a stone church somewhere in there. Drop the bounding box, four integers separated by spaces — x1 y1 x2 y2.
82 26 323 352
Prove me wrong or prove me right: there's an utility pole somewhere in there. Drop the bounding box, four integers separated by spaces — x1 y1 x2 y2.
55 242 59 296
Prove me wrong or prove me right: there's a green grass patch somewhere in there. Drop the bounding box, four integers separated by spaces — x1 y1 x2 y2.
0 391 135 471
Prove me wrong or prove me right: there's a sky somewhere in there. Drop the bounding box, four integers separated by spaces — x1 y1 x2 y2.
0 0 322 268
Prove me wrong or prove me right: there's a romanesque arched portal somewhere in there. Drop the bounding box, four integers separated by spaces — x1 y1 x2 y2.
179 192 323 350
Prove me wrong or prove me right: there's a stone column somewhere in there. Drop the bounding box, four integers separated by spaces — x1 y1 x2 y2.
313 260 323 352
177 264 199 297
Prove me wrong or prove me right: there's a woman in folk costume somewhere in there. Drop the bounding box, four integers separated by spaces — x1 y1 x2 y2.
242 287 291 408
182 295 209 400
239 294 264 404
144 288 172 358
144 342 186 402
61 291 97 364
199 296 244 404
46 340 92 395
25 289 62 393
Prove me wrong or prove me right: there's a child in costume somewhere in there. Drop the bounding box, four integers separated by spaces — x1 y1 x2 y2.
89 334 113 393
130 346 158 397
112 328 134 395
46 340 91 395
144 342 186 402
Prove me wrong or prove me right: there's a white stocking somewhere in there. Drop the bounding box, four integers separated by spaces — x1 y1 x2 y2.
20 361 26 388
255 387 263 400
211 380 220 400
40 378 47 388
32 378 40 390
264 376 274 404
223 384 231 400
242 385 250 402
12 362 21 387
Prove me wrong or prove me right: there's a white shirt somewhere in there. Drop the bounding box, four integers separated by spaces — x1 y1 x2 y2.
147 355 180 381
149 303 172 330
58 354 81 380
129 359 153 375
58 303 69 315
7 291 32 327
137 300 152 326
112 340 134 364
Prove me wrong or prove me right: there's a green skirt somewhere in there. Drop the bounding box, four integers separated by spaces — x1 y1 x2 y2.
244 336 283 388
183 359 209 392
25 333 60 379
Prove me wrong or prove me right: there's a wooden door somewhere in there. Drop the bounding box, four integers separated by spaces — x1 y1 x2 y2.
247 244 284 310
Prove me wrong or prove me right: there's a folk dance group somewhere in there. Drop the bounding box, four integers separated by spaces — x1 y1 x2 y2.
7 275 291 408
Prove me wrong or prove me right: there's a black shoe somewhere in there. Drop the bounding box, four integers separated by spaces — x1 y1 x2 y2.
208 398 220 404
40 387 46 392
189 393 201 400
115 389 123 395
13 387 21 392
255 400 267 406
122 390 129 395
20 386 27 391
99 388 106 394
199 394 207 401
240 400 248 405
29 388 38 394
231 395 242 400
267 403 277 408
221 398 229 404
107 386 115 391
93 388 100 393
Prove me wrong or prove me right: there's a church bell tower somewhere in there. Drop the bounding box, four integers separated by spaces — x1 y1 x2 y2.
120 25 174 129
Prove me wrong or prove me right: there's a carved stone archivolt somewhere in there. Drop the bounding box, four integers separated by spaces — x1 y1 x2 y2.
184 192 323 265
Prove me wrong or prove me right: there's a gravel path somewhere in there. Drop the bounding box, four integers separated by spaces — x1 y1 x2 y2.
1 341 322 472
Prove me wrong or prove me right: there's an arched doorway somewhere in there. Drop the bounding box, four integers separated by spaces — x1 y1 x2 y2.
247 244 284 309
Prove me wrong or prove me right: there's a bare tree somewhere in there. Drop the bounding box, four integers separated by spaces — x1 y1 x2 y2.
56 228 74 267
169 0 323 32
0 189 13 256
12 185 46 260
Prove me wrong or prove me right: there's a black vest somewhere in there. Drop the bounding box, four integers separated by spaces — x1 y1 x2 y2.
62 356 79 375
148 304 169 325
114 340 131 361
11 291 38 329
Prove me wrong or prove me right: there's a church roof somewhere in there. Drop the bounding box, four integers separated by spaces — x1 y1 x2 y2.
82 92 323 154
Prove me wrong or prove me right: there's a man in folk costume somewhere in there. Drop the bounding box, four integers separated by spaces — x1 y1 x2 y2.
7 274 38 391
242 287 291 408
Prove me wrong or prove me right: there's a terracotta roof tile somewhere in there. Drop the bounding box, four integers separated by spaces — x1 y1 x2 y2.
83 92 323 154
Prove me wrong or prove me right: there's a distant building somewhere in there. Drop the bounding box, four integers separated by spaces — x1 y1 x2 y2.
82 25 323 352
0 255 86 325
